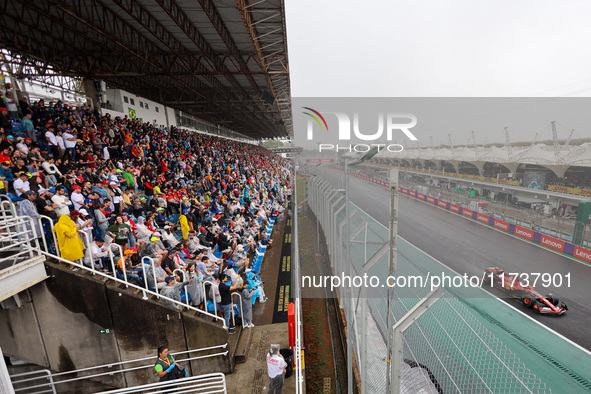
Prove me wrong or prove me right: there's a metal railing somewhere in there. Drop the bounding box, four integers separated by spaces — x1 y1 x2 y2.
0 194 17 218
293 169 305 394
10 346 229 393
200 280 246 328
0 215 43 264
23 211 227 324
97 372 227 393
10 369 56 394
231 292 245 329
38 249 226 325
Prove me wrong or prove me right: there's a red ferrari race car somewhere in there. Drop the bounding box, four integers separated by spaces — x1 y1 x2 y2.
482 267 568 316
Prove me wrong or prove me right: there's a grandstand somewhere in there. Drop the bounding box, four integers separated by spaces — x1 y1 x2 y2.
372 132 591 192
0 1 302 393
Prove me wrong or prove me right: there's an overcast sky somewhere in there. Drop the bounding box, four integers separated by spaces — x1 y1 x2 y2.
285 0 591 97
285 1 591 144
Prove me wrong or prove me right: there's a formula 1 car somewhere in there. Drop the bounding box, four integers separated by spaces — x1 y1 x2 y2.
482 267 568 316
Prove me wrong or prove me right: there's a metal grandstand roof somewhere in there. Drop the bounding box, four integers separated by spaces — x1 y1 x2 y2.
0 0 292 139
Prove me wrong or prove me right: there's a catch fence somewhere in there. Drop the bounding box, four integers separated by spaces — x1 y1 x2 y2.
304 164 591 394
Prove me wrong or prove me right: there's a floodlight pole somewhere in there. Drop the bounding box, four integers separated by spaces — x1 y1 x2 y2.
386 167 399 393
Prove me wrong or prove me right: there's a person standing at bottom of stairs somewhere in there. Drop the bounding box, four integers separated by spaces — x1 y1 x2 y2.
266 344 287 394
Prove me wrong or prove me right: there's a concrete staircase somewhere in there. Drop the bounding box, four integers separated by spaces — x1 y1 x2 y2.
233 326 254 364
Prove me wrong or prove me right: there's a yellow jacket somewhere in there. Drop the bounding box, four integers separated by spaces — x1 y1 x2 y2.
53 214 85 262
180 214 190 240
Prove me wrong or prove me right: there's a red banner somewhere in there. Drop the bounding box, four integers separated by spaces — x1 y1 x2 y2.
417 193 425 200
493 219 510 232
514 226 534 241
462 208 474 218
401 188 408 194
409 190 416 197
540 235 565 252
574 246 591 264
437 200 447 208
476 213 490 224
427 196 436 204
449 204 460 213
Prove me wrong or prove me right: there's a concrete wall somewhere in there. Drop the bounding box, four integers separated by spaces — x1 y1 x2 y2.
0 262 231 389
104 88 171 126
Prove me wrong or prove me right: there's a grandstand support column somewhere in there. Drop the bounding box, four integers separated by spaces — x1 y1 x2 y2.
390 288 442 393
473 161 486 176
386 167 399 393
502 163 521 178
544 165 569 180
82 79 100 110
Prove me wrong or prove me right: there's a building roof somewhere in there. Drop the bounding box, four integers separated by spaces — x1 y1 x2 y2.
0 0 292 139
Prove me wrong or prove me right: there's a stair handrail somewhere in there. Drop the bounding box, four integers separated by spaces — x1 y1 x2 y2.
141 256 156 298
10 345 229 392
231 291 245 328
97 373 227 394
202 280 219 316
173 268 192 308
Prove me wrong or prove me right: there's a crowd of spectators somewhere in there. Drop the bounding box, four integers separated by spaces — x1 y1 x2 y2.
547 174 591 190
0 95 292 333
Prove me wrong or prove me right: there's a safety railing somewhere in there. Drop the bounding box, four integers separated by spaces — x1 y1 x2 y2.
10 369 56 394
10 346 229 393
200 280 245 328
173 268 193 309
0 215 43 264
202 280 219 317
293 169 305 394
38 249 225 326
36 218 228 326
231 291 245 329
0 194 17 218
97 373 227 394
37 215 59 257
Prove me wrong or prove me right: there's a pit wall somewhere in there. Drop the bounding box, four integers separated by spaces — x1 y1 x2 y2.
0 262 230 389
338 169 591 265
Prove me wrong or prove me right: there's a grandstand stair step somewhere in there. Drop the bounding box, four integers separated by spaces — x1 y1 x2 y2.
234 326 254 364
228 324 245 367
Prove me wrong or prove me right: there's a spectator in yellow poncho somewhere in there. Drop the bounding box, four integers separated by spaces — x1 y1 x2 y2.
53 211 85 262
179 207 191 240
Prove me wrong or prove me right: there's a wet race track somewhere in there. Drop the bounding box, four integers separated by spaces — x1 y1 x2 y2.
348 176 591 351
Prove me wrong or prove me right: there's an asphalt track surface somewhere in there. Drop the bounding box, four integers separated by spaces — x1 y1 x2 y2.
348 176 591 351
